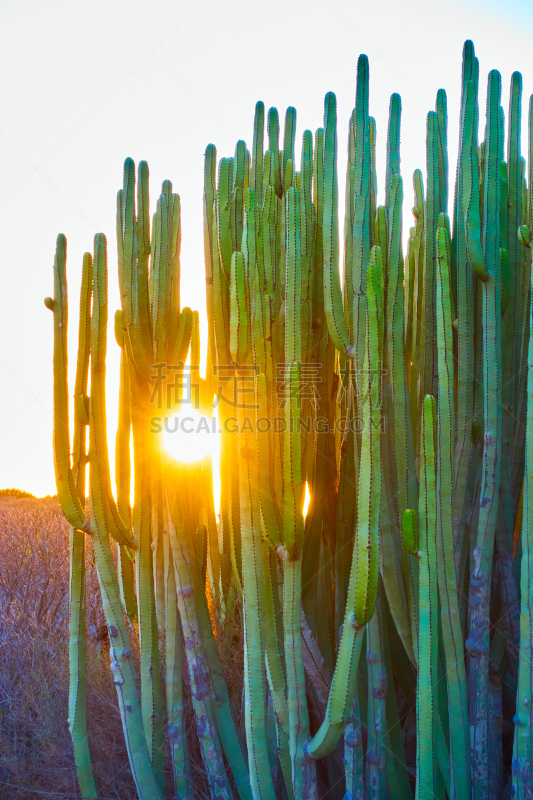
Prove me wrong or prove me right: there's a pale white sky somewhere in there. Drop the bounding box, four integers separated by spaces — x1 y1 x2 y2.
0 0 531 496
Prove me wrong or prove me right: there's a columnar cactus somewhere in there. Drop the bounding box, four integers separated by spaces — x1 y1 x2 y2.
46 37 533 800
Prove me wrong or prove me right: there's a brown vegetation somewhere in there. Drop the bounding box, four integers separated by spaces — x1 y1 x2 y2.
0 497 245 800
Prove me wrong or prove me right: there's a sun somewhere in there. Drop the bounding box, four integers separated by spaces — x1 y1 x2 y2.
162 410 219 463
162 409 221 510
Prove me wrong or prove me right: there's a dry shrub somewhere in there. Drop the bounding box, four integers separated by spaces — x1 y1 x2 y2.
0 498 245 800
0 498 139 799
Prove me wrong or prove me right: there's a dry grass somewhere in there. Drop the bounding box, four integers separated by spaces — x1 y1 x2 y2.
0 497 139 799
0 497 246 800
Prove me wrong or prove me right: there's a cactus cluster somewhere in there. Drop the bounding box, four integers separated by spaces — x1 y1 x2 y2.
46 40 533 799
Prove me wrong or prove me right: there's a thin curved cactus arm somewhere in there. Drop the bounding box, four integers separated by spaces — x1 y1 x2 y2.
306 581 365 759
461 80 489 282
306 249 381 763
343 680 364 800
45 234 87 531
89 234 134 550
352 247 382 628
322 92 355 358
68 250 97 800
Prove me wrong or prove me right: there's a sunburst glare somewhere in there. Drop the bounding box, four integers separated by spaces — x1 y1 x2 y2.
162 410 221 512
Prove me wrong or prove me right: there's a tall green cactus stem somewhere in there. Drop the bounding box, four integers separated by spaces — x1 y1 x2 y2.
408 169 425 442
238 399 277 799
118 159 153 381
167 508 233 800
89 233 164 800
507 72 523 440
305 250 381 762
350 54 372 386
353 246 382 628
46 234 88 532
168 455 253 799
452 41 478 582
435 221 470 799
67 251 97 799
115 314 138 624
512 207 533 796
380 169 417 664
130 394 165 794
422 109 441 402
414 395 439 800
465 69 503 800
323 92 354 359
163 519 190 799
365 586 388 799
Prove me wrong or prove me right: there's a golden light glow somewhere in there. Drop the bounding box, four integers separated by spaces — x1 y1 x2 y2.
162 410 221 513
303 481 311 518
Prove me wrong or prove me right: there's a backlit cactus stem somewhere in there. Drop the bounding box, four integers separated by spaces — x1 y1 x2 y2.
46 234 88 532
380 171 417 664
435 222 470 799
466 69 503 800
89 233 164 800
353 247 382 629
513 214 533 798
323 91 355 359
365 586 388 799
167 512 233 800
67 250 97 799
414 395 439 800
115 312 138 624
306 248 382 763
